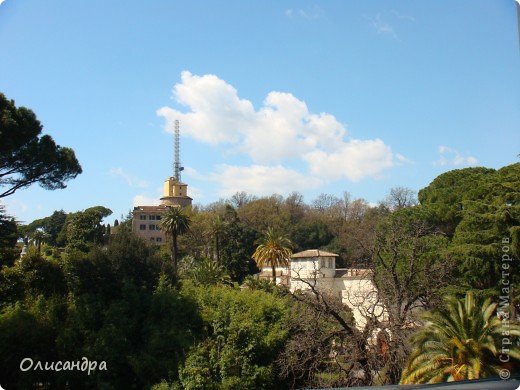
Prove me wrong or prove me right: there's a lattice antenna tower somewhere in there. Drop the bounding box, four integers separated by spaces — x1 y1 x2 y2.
173 119 183 182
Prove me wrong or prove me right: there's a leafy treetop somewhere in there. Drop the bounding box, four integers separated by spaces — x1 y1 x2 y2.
0 93 82 198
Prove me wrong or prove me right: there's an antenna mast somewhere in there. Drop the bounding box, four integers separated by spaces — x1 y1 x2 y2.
173 120 181 182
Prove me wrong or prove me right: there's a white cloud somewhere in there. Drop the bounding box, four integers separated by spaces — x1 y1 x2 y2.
304 139 394 181
158 72 401 182
211 164 322 197
187 185 204 200
0 0 6 6
435 146 478 167
133 194 159 207
183 166 206 180
391 10 415 22
366 14 399 40
395 153 412 165
158 71 346 164
109 167 149 188
285 5 323 20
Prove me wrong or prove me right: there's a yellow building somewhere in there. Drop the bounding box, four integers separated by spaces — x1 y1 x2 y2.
132 205 169 244
132 177 192 244
160 177 193 208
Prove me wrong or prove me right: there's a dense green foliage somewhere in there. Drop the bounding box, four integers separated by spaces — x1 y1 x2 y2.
64 206 113 251
23 210 68 247
178 283 290 389
419 163 520 299
0 205 19 266
0 231 200 389
0 162 518 388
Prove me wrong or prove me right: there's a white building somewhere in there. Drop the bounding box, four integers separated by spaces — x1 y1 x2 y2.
259 249 385 329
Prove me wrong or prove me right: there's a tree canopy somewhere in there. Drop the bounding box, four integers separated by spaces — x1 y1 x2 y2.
0 93 82 198
1 162 519 388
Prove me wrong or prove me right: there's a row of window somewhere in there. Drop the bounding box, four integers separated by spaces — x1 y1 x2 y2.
139 224 161 230
139 214 162 220
150 237 162 243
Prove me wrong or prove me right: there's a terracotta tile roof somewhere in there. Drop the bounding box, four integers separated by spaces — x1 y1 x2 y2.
291 249 339 258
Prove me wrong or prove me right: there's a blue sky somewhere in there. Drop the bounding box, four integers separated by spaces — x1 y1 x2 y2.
1 0 519 224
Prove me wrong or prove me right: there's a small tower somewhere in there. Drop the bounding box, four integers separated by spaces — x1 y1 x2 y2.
160 120 192 208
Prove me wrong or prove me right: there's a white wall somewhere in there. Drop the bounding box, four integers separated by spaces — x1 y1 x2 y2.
290 257 336 280
288 259 385 329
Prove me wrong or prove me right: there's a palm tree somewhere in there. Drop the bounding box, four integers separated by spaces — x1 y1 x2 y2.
252 227 292 284
190 257 231 286
400 292 520 384
159 206 190 275
211 215 226 265
31 229 46 254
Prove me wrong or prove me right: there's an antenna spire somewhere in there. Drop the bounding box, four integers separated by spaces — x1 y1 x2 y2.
173 120 182 182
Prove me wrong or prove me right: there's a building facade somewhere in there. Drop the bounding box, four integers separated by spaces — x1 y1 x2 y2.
132 177 192 244
131 205 169 244
160 177 193 208
259 249 384 328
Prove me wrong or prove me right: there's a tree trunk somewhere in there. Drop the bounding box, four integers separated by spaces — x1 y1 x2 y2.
172 233 178 276
272 264 277 284
215 235 220 265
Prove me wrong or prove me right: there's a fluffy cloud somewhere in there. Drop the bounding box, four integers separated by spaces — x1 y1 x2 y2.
435 146 478 167
304 139 394 181
158 71 402 189
157 71 346 164
211 165 322 197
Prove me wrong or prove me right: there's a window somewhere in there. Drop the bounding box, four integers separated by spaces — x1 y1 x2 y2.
156 215 161 220
150 237 155 241
149 215 156 220
139 224 146 230
139 215 146 220
156 237 162 242
149 224 156 230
